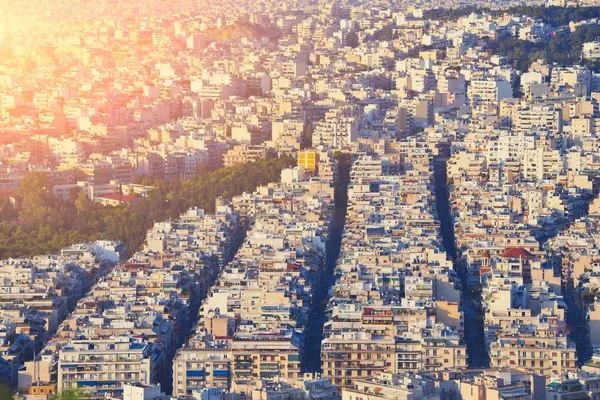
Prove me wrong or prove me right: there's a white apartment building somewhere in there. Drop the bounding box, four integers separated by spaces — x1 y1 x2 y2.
57 339 152 397
583 42 600 60
513 106 563 134
550 67 592 95
468 78 512 107
313 117 358 149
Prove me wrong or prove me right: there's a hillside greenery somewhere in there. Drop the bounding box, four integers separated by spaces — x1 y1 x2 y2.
0 154 295 259
205 22 281 42
423 5 600 25
421 5 600 73
487 24 600 72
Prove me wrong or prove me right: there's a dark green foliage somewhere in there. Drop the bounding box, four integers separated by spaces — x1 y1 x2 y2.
423 6 490 21
301 122 314 149
205 22 281 42
333 151 352 167
0 384 11 400
499 6 600 26
423 5 600 25
424 4 600 73
50 390 85 400
374 25 398 41
0 198 16 222
0 155 296 259
346 31 360 48
487 24 600 73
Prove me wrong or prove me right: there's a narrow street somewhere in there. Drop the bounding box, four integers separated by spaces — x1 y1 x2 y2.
302 155 351 372
542 184 600 366
434 157 489 368
564 283 593 366
163 224 247 394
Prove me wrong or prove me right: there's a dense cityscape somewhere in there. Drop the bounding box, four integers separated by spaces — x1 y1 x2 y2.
2 0 600 399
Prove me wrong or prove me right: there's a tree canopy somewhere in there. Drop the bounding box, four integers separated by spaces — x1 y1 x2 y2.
0 155 296 259
487 24 600 73
423 5 600 26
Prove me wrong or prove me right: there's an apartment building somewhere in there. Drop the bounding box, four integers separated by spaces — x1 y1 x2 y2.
57 339 152 395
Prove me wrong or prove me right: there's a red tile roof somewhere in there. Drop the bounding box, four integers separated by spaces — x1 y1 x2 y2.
499 247 535 259
0 190 17 198
98 193 142 204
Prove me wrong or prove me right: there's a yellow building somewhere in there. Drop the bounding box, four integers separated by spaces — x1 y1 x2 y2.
298 150 318 172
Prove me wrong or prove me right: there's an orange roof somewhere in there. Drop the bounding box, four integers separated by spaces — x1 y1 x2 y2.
0 190 17 198
499 247 535 259
98 193 142 204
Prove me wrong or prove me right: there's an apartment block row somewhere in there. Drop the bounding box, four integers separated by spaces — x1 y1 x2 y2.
321 139 467 389
0 241 125 388
20 205 243 398
172 164 337 396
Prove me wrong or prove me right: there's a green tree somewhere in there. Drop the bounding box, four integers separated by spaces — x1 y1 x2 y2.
51 390 85 400
0 198 15 222
0 155 297 259
346 31 359 48
301 122 314 149
17 171 54 226
74 191 92 215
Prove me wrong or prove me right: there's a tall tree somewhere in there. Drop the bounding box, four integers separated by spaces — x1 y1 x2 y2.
17 171 54 226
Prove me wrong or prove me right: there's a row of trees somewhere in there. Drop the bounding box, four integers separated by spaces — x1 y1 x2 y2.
423 5 600 25
422 6 489 21
487 24 600 73
495 5 600 26
421 4 600 75
0 154 296 259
